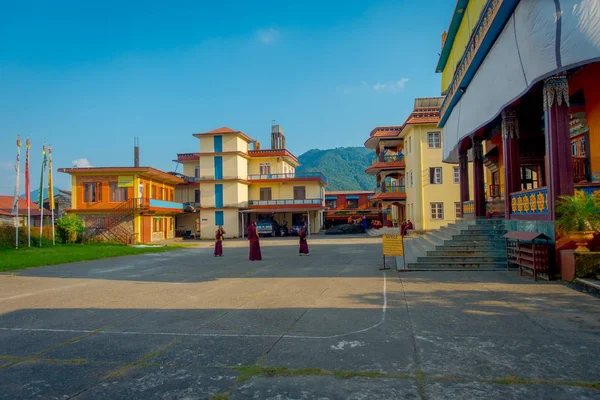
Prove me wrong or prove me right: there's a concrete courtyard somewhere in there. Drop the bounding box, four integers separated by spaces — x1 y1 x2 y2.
0 236 599 399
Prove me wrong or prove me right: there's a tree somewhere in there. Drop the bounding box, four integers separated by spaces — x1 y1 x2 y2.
56 214 85 244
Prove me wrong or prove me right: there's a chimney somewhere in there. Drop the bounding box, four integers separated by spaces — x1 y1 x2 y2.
271 122 285 150
134 137 140 167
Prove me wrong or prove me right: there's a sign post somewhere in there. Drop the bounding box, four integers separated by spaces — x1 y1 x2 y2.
381 234 405 271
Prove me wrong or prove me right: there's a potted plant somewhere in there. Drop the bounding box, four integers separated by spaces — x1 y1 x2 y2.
555 192 600 252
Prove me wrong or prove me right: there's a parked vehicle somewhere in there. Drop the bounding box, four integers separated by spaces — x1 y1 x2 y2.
256 220 280 237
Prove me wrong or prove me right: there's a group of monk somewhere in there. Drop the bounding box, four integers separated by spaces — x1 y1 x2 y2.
214 221 309 260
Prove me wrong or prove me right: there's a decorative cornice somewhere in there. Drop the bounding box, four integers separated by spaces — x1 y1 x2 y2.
501 108 519 139
543 73 570 109
439 0 505 125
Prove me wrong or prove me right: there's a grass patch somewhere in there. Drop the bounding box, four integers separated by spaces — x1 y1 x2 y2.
233 365 400 383
0 244 181 271
210 392 230 400
333 370 388 379
490 376 600 390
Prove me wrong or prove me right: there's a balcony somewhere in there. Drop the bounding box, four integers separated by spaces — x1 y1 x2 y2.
371 154 404 165
375 185 406 194
148 199 184 211
247 172 328 185
175 153 199 162
248 199 323 207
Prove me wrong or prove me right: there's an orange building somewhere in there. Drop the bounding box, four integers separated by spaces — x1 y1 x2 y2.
58 167 185 244
324 191 377 228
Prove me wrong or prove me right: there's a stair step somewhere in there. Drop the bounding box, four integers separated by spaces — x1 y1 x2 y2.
417 256 507 263
451 235 506 241
435 245 506 251
406 261 507 270
426 250 507 257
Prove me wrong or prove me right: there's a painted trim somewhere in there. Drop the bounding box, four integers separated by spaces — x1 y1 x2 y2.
436 0 470 72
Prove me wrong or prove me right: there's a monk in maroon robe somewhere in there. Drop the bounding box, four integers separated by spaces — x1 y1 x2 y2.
248 221 262 261
214 226 225 257
299 225 309 255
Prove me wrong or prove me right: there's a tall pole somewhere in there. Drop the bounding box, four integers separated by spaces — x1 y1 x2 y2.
26 137 31 247
38 144 47 247
13 136 22 249
48 146 56 245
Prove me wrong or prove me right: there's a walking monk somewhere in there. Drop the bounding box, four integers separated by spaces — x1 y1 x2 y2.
248 221 262 261
299 225 309 256
214 226 225 257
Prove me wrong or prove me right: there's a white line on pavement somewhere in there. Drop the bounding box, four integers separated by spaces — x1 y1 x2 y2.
0 282 94 302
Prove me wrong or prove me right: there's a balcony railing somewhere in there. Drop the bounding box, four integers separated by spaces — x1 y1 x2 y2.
149 199 184 210
372 154 404 165
509 187 549 215
375 185 406 194
248 199 323 206
247 172 328 184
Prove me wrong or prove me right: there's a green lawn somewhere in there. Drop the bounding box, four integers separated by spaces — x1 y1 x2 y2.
0 244 181 272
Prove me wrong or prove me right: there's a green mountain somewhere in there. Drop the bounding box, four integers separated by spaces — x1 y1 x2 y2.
297 147 375 191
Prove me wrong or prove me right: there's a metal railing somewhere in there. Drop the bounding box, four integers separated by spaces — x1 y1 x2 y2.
372 154 404 165
248 199 323 206
247 172 328 184
375 185 406 194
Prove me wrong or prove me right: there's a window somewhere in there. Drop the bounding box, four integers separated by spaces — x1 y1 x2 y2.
453 167 460 183
580 138 586 157
429 167 443 184
260 163 271 175
169 218 173 231
521 166 540 190
407 137 411 154
214 156 223 180
325 199 337 209
409 170 413 188
293 186 306 200
162 188 168 201
431 203 444 220
455 202 462 218
194 189 200 203
215 211 224 226
347 199 359 209
109 182 128 202
260 187 272 201
428 132 441 148
214 135 223 152
215 184 223 208
83 183 100 203
151 185 157 199
153 218 162 233
194 165 200 178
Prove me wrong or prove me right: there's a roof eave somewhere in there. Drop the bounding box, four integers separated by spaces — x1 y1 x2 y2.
436 0 470 73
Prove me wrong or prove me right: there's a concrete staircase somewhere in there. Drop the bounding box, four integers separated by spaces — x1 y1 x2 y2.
403 219 507 270
367 227 400 237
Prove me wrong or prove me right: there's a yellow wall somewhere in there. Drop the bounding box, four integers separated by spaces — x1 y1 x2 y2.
403 124 465 230
248 182 323 201
248 157 296 175
181 160 197 178
440 0 486 93
199 136 213 153
199 156 214 178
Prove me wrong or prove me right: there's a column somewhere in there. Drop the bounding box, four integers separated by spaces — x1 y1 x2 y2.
501 108 521 220
543 73 574 219
472 138 486 217
458 148 470 214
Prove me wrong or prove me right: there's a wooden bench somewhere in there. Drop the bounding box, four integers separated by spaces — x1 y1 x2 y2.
504 231 551 281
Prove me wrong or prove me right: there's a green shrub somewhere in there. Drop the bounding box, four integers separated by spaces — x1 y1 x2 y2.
0 226 53 249
56 214 84 244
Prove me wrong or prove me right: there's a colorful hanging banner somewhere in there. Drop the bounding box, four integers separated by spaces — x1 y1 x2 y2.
38 144 47 209
48 146 55 210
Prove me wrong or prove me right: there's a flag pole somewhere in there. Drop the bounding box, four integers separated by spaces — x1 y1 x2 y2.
26 137 31 247
48 145 55 245
13 136 22 249
38 144 47 247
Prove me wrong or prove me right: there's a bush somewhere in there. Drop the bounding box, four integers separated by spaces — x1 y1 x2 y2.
56 214 84 244
0 226 54 249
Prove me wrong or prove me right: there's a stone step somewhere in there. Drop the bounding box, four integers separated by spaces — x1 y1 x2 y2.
435 245 507 252
416 256 507 263
426 250 507 257
406 261 507 270
451 234 507 241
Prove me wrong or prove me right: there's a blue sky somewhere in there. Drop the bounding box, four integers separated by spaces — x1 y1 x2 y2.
0 0 454 194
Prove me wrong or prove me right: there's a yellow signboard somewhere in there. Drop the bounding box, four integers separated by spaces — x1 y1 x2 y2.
382 234 404 256
118 176 134 187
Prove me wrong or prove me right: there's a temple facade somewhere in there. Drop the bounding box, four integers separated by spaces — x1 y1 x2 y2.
437 1 600 262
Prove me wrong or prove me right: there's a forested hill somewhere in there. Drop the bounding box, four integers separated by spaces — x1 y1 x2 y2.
296 147 375 191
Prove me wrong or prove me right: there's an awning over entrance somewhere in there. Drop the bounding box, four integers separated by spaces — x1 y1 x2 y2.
441 0 600 163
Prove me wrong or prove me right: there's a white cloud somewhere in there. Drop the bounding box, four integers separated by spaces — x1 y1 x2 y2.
371 78 410 92
0 161 13 171
361 81 369 86
72 158 92 168
257 28 279 44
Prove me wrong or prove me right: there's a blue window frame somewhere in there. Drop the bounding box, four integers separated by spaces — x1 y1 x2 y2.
215 184 223 208
214 156 223 180
215 211 224 226
214 135 223 152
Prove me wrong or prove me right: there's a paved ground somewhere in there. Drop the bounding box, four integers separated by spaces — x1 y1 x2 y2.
0 236 599 399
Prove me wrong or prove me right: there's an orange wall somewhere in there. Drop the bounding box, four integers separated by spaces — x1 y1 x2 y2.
569 62 600 179
74 175 175 210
